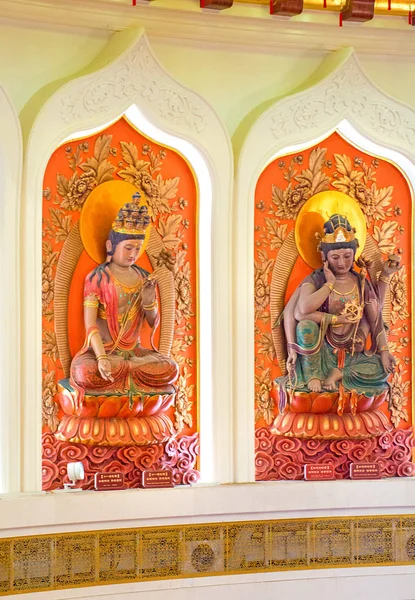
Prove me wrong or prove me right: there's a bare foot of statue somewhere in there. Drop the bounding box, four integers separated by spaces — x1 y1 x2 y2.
308 378 322 393
323 368 342 391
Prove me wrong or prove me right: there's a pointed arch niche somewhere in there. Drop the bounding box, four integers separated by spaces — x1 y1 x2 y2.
235 49 415 483
0 86 21 493
23 30 233 491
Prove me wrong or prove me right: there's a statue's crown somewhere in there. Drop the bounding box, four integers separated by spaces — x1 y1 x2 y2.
316 214 357 248
111 193 151 237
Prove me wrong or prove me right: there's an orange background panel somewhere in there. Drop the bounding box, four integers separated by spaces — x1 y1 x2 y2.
42 117 198 438
254 131 413 431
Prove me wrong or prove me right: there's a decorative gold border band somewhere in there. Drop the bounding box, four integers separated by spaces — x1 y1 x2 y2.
1 514 415 595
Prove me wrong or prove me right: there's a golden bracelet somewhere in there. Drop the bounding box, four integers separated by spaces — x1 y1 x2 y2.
84 300 99 308
143 300 158 311
96 354 108 361
379 275 390 284
379 345 389 352
331 314 338 325
325 282 334 292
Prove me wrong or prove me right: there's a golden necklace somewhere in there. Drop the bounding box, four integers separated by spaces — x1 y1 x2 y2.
110 271 142 306
331 283 357 304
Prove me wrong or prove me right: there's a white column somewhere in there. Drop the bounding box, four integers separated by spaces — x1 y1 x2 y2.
0 85 22 493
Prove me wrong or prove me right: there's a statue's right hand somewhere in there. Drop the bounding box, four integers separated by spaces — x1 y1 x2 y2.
323 261 336 285
336 314 354 325
286 349 297 374
98 358 114 383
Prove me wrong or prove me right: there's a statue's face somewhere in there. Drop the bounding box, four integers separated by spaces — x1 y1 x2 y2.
326 248 354 275
111 239 143 267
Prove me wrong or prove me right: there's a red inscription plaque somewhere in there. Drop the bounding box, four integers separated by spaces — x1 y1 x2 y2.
304 464 335 481
142 469 174 489
350 463 381 480
94 472 125 491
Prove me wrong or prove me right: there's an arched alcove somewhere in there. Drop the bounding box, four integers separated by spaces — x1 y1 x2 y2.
235 48 415 482
23 29 233 491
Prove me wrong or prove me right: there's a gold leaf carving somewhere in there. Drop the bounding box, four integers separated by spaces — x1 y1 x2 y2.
257 330 276 363
174 367 194 432
158 176 180 202
42 241 59 310
175 262 193 324
390 266 409 325
389 363 410 427
157 214 183 248
49 208 73 243
119 141 141 167
254 365 274 425
373 221 398 255
94 134 112 163
332 154 393 221
264 219 287 250
271 149 330 220
43 330 59 362
42 370 59 432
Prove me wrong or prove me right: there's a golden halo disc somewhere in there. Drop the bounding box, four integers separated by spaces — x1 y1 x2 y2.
80 180 151 264
294 190 366 269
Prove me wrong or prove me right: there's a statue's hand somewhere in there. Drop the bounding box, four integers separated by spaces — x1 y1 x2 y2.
380 351 396 375
141 279 157 305
337 313 355 325
98 358 114 382
286 349 297 374
323 261 336 285
381 254 401 279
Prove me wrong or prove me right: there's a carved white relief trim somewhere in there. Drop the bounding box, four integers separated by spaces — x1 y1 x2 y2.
0 85 22 493
268 53 415 153
23 29 233 491
235 48 415 483
59 40 208 134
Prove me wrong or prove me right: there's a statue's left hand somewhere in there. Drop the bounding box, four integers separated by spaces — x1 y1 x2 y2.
380 351 396 375
381 254 401 278
141 279 157 305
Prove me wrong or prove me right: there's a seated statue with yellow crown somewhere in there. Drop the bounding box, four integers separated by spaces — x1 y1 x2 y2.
272 200 400 440
56 192 179 446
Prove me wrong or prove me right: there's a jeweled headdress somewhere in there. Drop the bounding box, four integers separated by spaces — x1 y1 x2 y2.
294 192 366 269
316 214 359 250
111 193 151 239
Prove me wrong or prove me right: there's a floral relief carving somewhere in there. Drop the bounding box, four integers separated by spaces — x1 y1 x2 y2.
269 55 415 150
254 365 274 425
331 154 393 222
390 266 410 325
42 241 58 311
389 363 410 428
42 370 59 433
174 367 195 433
271 149 330 220
59 40 207 134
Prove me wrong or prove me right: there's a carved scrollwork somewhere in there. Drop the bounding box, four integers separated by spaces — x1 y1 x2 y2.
60 38 208 134
269 54 415 149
